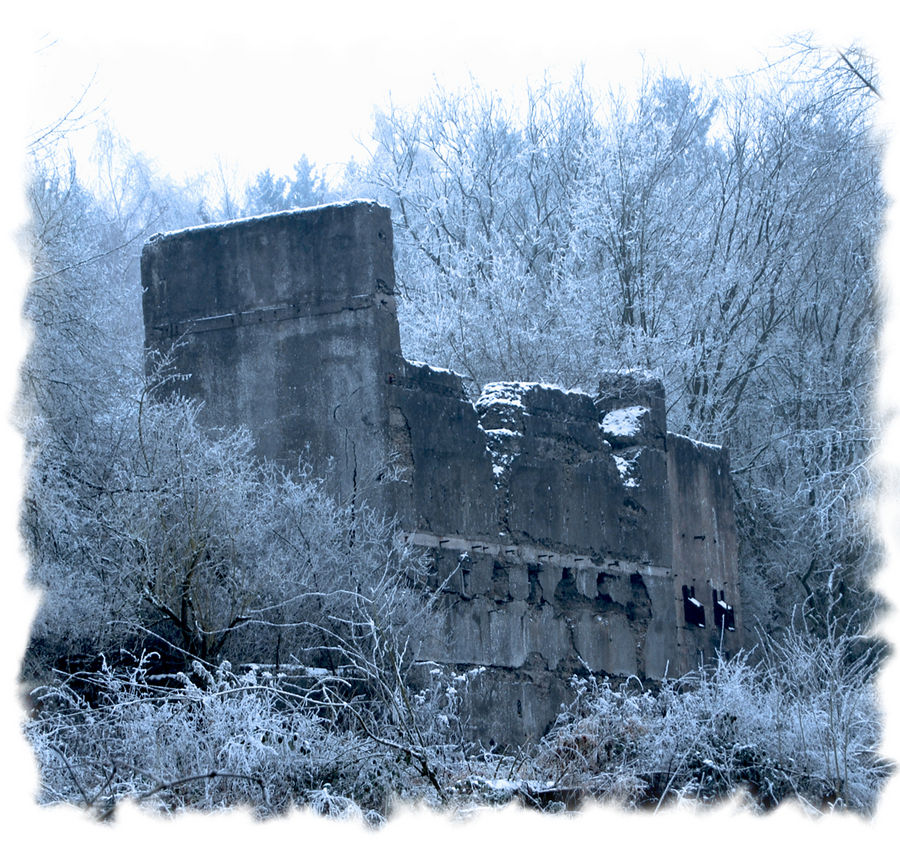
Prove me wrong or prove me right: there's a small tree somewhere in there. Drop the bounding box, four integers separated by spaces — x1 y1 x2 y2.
243 155 335 216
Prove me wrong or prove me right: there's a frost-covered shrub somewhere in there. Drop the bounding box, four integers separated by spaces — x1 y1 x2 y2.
644 657 793 807
26 657 401 820
25 391 433 677
26 633 887 819
535 637 888 814
534 675 656 804
25 651 490 820
24 386 452 819
756 619 888 810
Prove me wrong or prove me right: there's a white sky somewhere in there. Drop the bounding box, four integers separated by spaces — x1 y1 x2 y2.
17 0 899 186
4 1 900 838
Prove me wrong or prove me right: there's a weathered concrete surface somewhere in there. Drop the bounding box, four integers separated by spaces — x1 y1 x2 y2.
668 433 744 672
388 360 499 537
141 201 743 746
388 374 681 739
142 202 400 507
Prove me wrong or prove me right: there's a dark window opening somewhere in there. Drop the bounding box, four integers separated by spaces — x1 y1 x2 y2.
682 584 705 628
712 588 735 631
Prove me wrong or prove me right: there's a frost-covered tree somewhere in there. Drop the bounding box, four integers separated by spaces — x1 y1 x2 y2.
243 155 335 216
21 119 216 656
363 77 597 387
363 46 883 632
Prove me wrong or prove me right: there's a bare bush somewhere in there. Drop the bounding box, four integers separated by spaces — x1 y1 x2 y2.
534 630 888 813
26 657 395 820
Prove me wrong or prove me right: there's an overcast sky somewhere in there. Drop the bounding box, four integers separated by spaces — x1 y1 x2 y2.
16 1 899 187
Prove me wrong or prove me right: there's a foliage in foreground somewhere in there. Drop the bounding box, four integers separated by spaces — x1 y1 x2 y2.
25 656 468 822
25 623 889 822
535 629 888 812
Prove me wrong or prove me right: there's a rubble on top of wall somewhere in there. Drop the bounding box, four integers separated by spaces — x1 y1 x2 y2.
476 382 530 411
599 405 650 438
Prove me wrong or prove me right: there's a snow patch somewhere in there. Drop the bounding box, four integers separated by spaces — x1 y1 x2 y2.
482 427 522 439
690 438 723 451
487 446 517 482
482 430 520 481
476 382 528 410
600 405 648 437
613 452 641 488
529 382 593 397
302 666 331 678
476 380 593 412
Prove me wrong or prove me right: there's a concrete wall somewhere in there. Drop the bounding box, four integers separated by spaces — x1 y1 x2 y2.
667 433 744 672
384 368 680 743
142 202 400 506
141 200 743 746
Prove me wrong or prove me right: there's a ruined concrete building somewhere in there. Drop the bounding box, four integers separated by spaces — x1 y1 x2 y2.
142 201 743 745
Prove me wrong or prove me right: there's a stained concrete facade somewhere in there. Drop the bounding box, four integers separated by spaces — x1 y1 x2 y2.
142 200 743 746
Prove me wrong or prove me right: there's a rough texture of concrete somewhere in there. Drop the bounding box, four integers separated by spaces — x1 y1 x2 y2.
142 202 400 507
667 432 743 673
142 200 744 746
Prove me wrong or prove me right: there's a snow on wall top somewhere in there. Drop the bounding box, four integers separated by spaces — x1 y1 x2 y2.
476 382 529 411
406 360 460 377
143 199 388 245
475 381 593 413
668 431 724 453
599 405 649 438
